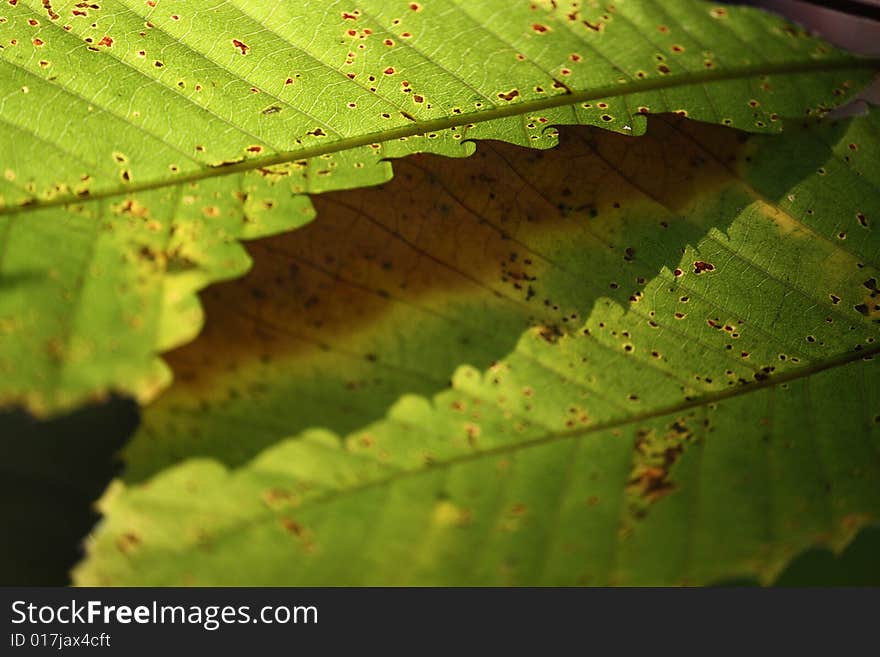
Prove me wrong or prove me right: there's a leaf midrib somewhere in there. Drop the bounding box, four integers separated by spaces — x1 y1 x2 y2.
99 341 877 586
5 56 877 218
286 341 880 506
143 340 879 523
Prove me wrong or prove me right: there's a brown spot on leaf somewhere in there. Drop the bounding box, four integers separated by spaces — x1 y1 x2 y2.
627 423 691 511
115 532 141 554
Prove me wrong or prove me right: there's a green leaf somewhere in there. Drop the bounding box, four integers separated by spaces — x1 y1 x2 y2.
0 0 875 413
75 111 880 586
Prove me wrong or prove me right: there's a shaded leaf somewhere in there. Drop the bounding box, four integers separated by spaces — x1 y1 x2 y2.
120 114 752 480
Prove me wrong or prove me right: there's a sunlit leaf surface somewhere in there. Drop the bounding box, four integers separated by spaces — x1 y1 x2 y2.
0 0 873 413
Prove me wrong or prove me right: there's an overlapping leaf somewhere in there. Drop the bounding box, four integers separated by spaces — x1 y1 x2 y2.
0 0 875 413
75 111 880 585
